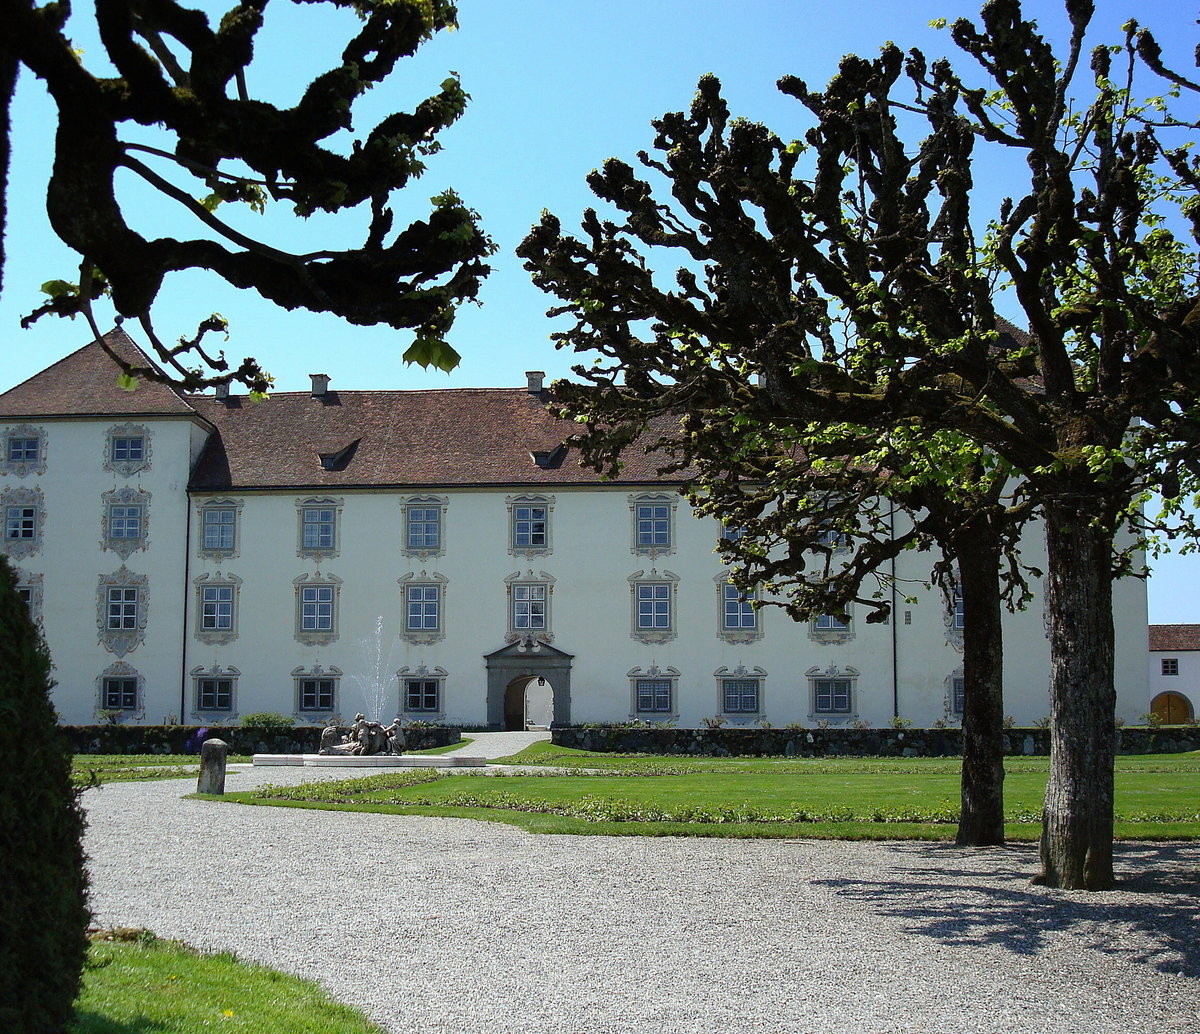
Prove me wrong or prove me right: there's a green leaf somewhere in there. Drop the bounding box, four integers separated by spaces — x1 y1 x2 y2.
403 337 461 372
40 279 77 298
116 373 139 392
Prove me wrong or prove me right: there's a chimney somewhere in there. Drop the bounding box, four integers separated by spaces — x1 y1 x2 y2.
526 370 545 394
310 373 330 397
215 382 229 400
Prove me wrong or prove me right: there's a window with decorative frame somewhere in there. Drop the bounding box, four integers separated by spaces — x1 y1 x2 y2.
199 499 242 556
292 665 341 715
716 665 766 715
809 608 854 645
195 574 241 644
951 675 966 716
628 665 680 716
398 665 447 716
399 572 447 644
403 496 447 558
97 567 148 657
2 425 46 476
293 574 341 643
716 577 763 643
96 661 143 717
630 493 676 557
104 423 151 476
101 486 150 559
807 665 859 717
508 494 553 556
2 486 44 559
296 497 342 557
629 569 679 644
15 570 43 624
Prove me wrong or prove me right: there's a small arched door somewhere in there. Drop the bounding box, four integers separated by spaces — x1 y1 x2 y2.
1150 691 1194 725
503 675 554 730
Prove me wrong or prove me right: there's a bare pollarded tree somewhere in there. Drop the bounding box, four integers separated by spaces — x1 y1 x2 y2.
520 0 1200 888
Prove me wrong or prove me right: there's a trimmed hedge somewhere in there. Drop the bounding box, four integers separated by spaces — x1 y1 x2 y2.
0 557 90 1034
552 724 1200 757
63 723 461 755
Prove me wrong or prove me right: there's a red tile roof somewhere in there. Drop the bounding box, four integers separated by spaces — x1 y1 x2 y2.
1149 624 1200 652
0 328 198 418
187 387 677 490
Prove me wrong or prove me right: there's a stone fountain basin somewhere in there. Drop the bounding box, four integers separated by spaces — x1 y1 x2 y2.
251 754 487 768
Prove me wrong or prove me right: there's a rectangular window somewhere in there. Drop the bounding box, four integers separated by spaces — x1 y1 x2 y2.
5 505 36 540
406 506 440 551
7 437 38 463
111 436 144 463
406 584 441 631
17 586 33 610
1162 658 1180 676
102 677 138 710
109 504 142 540
200 585 234 630
953 591 965 630
107 587 139 629
952 676 966 715
513 504 547 548
636 583 671 629
197 677 233 711
300 585 334 631
405 679 440 712
636 678 672 713
722 678 760 713
813 678 852 714
301 507 336 550
815 613 847 630
202 507 236 551
723 583 757 629
636 503 671 549
299 678 336 712
513 583 547 630
816 528 848 547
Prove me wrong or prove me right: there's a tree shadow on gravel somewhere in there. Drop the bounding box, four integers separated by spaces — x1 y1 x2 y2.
813 842 1199 977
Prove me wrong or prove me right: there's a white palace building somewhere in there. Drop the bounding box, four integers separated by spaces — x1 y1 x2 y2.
0 329 1149 729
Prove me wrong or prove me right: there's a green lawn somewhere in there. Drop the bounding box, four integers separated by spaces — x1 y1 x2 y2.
72 930 381 1033
73 738 472 785
226 749 1200 841
72 755 253 786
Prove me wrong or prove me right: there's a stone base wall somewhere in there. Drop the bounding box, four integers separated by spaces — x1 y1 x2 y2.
64 724 460 755
552 725 1200 757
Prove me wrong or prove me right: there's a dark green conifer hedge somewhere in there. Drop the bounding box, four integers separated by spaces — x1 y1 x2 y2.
0 557 90 1032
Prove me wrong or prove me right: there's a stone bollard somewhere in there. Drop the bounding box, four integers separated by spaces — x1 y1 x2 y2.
197 738 228 795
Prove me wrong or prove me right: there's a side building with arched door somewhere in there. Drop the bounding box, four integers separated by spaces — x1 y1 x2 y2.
1148 625 1199 725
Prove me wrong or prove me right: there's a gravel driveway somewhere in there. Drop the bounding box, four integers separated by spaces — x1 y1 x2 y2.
83 749 1200 1034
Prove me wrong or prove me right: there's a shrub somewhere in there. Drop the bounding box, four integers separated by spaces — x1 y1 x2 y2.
0 556 90 1032
889 715 913 730
238 712 295 733
700 716 726 729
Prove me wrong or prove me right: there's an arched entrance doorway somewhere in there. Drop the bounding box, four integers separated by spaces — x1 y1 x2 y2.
484 641 573 729
1150 691 1194 725
503 675 555 730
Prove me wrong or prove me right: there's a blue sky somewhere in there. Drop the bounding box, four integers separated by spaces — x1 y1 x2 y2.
2 0 1195 621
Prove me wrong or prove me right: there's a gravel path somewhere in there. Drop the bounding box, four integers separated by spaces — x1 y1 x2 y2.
83 758 1200 1034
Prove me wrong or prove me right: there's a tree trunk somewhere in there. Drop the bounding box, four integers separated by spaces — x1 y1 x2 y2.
951 517 1006 847
1034 499 1116 890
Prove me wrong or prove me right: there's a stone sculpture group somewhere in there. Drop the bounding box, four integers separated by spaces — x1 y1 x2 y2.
318 714 407 756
